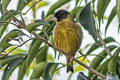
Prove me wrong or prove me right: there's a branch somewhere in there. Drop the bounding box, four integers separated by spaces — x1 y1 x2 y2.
32 32 106 79
96 29 111 56
73 58 106 79
32 32 60 51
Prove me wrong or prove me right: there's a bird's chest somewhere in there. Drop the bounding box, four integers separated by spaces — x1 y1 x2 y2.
54 24 72 40
53 23 75 54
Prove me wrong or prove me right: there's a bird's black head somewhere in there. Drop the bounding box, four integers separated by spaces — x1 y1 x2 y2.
55 10 70 21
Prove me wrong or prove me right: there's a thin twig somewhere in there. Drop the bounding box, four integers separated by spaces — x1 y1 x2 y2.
20 11 26 26
6 10 20 24
4 38 33 56
6 10 26 28
96 29 111 56
32 32 56 49
32 32 106 79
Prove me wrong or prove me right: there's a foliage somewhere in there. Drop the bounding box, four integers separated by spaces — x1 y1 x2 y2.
0 0 120 80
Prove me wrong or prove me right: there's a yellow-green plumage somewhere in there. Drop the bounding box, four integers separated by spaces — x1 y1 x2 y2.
53 12 82 72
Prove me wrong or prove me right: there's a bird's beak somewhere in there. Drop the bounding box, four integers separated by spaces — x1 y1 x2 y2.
51 17 57 22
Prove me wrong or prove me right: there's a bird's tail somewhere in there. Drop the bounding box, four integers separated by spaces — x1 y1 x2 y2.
66 56 74 73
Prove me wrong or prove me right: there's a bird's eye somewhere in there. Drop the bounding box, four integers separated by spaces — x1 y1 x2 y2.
63 15 66 18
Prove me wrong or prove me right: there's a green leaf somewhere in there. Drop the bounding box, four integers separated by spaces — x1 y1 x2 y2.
77 72 91 80
17 59 27 80
2 57 24 80
116 67 120 79
37 1 49 9
84 37 116 59
75 57 88 72
26 40 42 69
27 31 48 68
5 46 26 55
118 24 120 33
117 0 120 22
45 14 54 22
46 22 55 35
36 46 48 63
0 26 6 38
17 0 24 11
93 59 110 80
2 0 11 15
0 10 17 38
46 0 71 17
0 10 16 22
71 6 84 21
117 58 120 78
0 42 11 54
0 55 23 68
92 0 96 3
1 29 24 42
75 7 83 22
75 0 79 6
71 7 81 18
17 0 32 11
0 47 3 54
100 59 110 75
30 62 48 79
0 29 24 54
27 0 37 19
0 3 2 14
44 63 59 80
97 0 111 24
88 45 117 77
108 48 120 73
79 2 97 42
105 6 117 34
25 20 49 32
48 54 54 62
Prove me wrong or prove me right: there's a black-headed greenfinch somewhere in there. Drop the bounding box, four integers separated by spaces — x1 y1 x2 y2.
53 10 82 72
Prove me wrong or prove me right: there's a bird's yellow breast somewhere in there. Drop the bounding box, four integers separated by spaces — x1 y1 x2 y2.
53 20 82 56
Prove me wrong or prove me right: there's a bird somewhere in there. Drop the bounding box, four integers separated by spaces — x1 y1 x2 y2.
52 10 82 72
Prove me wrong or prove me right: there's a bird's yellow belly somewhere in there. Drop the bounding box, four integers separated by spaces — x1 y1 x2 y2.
59 39 78 55
53 27 80 55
